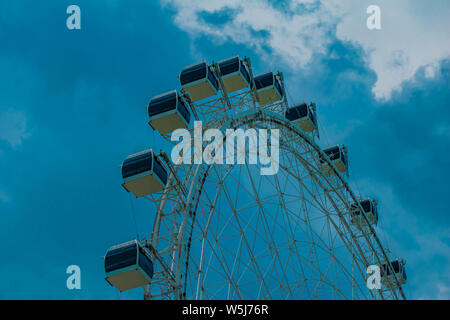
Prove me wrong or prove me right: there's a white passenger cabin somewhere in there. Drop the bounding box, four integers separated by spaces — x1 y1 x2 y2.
350 198 379 227
319 145 348 175
121 149 168 198
218 55 251 93
381 259 407 287
104 240 154 292
254 71 284 106
180 61 219 102
147 90 191 136
285 102 318 133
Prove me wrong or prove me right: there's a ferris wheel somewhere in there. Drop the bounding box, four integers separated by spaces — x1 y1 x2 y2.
103 56 407 300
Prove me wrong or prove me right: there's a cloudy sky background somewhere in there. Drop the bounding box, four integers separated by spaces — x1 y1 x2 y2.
0 0 448 299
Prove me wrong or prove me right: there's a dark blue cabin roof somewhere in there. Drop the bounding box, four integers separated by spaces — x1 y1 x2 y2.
254 72 274 90
122 149 153 179
323 145 341 159
105 240 138 273
180 62 207 85
218 56 239 75
122 149 168 185
104 240 154 279
320 145 347 166
254 71 283 97
147 91 191 124
285 102 308 121
218 56 250 84
148 91 178 117
180 62 219 90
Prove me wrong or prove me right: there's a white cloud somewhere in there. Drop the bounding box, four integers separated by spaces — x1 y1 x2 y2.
162 0 450 100
161 0 341 68
0 109 31 148
335 0 450 100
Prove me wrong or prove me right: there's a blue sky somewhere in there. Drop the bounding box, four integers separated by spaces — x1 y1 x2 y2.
0 0 448 299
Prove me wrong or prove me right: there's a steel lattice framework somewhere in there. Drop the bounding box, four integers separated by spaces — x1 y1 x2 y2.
137 60 406 300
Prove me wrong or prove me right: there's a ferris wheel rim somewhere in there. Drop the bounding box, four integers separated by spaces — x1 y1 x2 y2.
163 108 406 300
